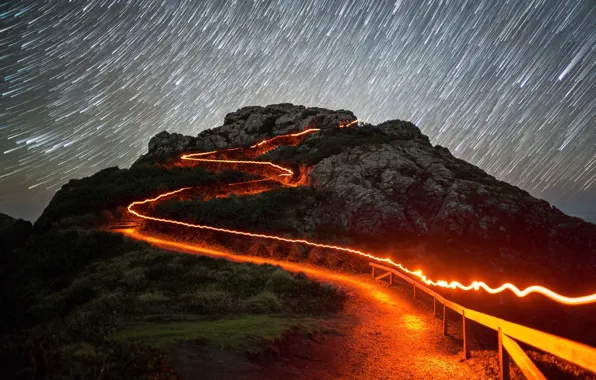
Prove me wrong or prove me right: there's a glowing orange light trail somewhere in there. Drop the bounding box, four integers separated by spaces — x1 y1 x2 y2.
227 178 273 187
119 228 401 306
186 147 241 157
250 128 321 148
127 122 596 306
181 156 294 176
339 119 359 128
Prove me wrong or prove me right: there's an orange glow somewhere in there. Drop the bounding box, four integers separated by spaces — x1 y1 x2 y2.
339 119 359 128
250 128 321 148
402 315 426 332
127 122 596 306
119 228 399 306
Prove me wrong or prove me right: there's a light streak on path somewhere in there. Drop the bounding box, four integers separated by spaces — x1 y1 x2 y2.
119 228 395 305
127 123 596 306
117 228 482 379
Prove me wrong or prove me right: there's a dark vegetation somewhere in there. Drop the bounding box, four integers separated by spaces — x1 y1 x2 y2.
0 213 33 268
153 187 321 237
35 165 246 230
0 229 345 378
139 124 596 352
265 123 393 167
149 185 374 263
132 150 192 168
0 213 16 229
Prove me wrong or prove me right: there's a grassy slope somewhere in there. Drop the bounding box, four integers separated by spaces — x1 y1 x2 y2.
112 315 320 349
0 123 468 378
0 229 345 379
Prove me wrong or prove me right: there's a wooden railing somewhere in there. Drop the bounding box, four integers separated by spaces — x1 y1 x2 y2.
370 263 596 380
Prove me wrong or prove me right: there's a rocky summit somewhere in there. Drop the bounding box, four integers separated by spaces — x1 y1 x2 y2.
144 103 357 155
141 103 596 290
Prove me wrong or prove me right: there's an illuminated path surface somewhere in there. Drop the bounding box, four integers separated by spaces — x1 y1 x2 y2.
118 229 484 380
127 124 596 306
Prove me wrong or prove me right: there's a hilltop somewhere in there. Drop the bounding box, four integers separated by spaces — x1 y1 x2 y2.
128 103 596 293
5 103 595 378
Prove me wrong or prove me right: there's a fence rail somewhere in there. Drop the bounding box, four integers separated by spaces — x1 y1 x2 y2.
369 262 596 380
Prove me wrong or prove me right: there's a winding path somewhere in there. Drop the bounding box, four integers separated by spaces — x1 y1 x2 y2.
126 123 596 305
119 230 486 379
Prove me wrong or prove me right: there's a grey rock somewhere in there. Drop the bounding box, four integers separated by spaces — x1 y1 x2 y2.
148 131 193 155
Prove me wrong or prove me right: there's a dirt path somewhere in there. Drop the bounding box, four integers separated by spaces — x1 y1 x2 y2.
120 230 494 380
260 273 480 380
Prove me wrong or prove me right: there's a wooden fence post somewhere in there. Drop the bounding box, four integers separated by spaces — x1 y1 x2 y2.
498 328 510 380
389 272 393 285
463 310 470 359
433 297 437 317
413 283 417 299
372 266 375 279
443 304 447 336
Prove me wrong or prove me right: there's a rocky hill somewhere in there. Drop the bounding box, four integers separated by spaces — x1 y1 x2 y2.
138 103 596 292
12 103 596 377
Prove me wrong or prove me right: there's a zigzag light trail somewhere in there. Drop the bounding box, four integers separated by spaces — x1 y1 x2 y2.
127 121 596 306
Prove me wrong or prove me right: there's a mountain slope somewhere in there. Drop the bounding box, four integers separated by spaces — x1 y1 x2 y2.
136 103 595 293
16 103 596 377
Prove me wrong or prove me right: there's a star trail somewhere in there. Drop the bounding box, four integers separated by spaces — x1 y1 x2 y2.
1 0 595 221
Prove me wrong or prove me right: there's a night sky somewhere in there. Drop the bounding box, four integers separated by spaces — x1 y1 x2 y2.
1 0 595 222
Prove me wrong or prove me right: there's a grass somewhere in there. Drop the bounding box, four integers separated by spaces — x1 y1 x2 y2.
112 315 319 349
138 291 169 303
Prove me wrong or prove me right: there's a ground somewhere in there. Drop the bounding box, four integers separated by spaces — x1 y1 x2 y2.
259 276 480 380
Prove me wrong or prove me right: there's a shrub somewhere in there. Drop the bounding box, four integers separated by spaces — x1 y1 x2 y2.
86 291 128 315
138 291 168 303
0 217 32 262
245 291 282 313
121 267 146 286
188 289 233 314
1 228 346 378
154 186 317 236
321 283 337 293
265 269 297 293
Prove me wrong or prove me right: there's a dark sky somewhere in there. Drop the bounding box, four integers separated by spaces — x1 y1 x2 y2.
1 0 595 222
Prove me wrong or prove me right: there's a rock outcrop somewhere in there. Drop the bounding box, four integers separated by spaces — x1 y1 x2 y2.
142 104 596 289
140 104 356 160
307 120 596 284
147 131 194 155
